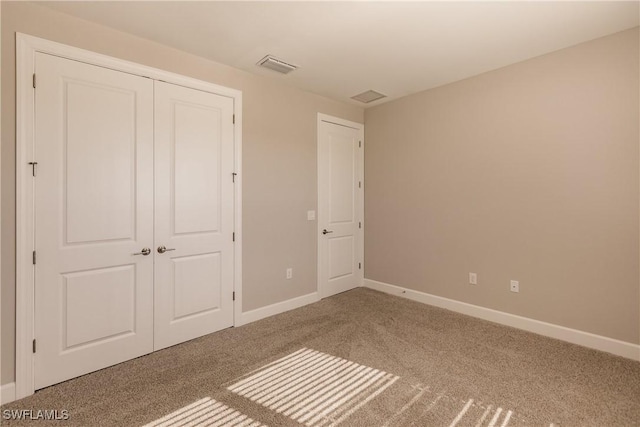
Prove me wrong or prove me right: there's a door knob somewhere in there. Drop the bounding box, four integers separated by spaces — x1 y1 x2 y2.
157 245 176 254
322 229 333 235
133 247 151 256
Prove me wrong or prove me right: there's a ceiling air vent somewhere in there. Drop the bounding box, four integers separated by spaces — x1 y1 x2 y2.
351 90 386 103
257 55 298 74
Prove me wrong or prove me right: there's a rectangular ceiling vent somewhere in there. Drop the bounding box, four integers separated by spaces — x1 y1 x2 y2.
257 55 298 74
351 90 387 104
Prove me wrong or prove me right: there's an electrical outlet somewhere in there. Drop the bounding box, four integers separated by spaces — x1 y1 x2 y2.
510 280 519 293
286 268 293 279
469 272 477 285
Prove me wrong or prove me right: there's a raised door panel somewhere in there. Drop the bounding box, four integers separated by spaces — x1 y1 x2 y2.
329 133 356 225
63 265 136 349
64 82 136 244
173 102 222 235
328 236 355 281
172 253 222 321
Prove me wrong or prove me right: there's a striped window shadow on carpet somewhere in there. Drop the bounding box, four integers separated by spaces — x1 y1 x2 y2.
382 383 550 427
227 348 399 427
448 399 513 427
142 397 267 427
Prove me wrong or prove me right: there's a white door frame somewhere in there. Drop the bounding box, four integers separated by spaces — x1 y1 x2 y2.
316 113 365 298
15 33 243 399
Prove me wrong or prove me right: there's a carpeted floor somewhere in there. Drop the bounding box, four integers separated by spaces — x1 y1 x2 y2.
2 288 639 426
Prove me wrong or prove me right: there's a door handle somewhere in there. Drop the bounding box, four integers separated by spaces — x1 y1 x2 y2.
157 245 176 254
322 229 333 235
133 247 151 256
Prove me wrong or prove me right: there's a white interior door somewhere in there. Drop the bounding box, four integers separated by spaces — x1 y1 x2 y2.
318 116 364 298
34 53 154 389
153 81 235 350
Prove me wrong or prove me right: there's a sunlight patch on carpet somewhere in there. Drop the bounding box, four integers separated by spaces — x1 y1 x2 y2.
451 401 513 427
228 348 399 426
142 397 267 427
382 383 525 427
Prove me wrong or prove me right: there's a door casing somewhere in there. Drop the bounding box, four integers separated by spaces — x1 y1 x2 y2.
317 113 365 299
15 33 243 399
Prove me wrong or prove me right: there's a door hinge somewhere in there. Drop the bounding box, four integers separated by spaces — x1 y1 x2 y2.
232 232 235 242
359 140 362 148
28 161 38 177
359 221 362 229
233 291 236 301
358 181 362 189
233 114 235 124
32 339 36 354
359 262 362 270
33 73 36 89
232 172 237 183
32 251 36 265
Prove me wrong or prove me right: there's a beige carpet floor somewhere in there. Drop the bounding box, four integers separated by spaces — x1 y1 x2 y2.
2 288 639 426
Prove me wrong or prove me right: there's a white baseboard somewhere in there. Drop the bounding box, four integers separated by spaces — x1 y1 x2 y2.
364 279 640 361
237 292 320 326
1 382 16 405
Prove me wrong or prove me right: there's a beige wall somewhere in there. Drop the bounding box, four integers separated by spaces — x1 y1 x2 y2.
0 1 363 385
365 28 639 344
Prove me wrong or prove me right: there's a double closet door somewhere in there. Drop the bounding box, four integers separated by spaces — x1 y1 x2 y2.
33 53 235 389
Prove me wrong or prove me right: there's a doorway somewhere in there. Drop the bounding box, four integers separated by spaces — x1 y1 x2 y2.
317 114 364 298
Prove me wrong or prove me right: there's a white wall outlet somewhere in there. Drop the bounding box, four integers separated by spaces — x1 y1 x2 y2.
307 210 316 221
510 280 519 293
469 272 477 285
286 268 293 279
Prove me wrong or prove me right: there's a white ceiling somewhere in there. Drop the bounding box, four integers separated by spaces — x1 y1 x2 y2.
40 1 639 108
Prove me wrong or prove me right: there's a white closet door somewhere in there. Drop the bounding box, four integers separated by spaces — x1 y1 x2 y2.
34 53 154 389
153 81 235 350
